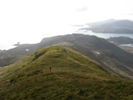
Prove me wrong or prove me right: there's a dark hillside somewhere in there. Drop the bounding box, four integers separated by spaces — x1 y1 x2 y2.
0 44 38 67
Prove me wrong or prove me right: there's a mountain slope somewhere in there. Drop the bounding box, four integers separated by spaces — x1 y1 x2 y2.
1 34 133 79
1 46 133 100
82 20 133 33
40 34 133 79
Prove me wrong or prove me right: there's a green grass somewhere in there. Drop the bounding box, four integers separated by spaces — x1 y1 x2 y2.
0 46 133 100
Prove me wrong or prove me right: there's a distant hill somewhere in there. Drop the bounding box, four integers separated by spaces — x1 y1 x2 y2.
107 36 133 44
81 19 133 33
0 44 38 67
1 46 133 99
1 34 133 79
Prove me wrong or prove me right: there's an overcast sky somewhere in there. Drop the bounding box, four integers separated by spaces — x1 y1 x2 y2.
0 0 133 50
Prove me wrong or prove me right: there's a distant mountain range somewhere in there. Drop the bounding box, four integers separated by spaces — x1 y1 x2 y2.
1 34 133 79
107 36 133 44
81 19 133 33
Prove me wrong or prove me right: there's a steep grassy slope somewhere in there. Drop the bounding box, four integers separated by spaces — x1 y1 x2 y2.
49 34 133 79
0 46 133 100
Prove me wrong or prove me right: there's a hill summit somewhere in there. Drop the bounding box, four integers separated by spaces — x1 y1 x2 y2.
1 46 133 99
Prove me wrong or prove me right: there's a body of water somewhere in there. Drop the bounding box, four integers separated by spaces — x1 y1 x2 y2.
77 29 133 47
78 30 133 39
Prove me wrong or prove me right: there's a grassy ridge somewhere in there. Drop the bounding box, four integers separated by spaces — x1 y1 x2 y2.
0 46 133 100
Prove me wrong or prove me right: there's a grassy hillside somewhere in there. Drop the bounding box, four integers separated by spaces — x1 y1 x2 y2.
0 46 133 100
1 34 133 80
50 34 133 79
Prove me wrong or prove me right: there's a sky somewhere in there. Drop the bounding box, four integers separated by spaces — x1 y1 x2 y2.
0 0 133 50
